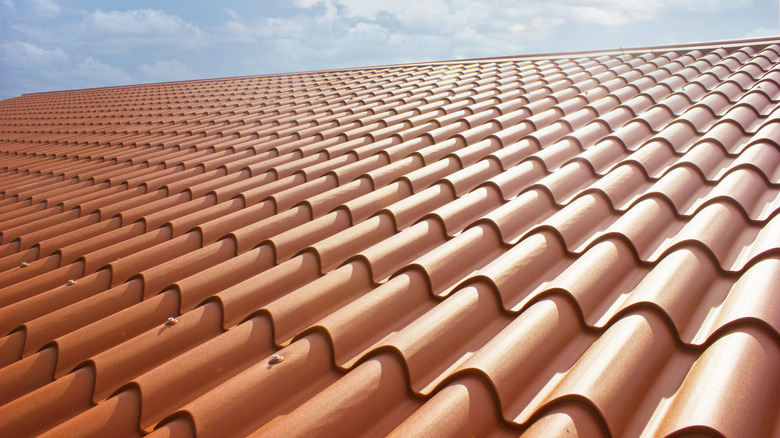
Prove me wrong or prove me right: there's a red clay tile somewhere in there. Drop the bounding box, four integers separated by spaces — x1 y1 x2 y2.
649 327 780 437
1 37 779 437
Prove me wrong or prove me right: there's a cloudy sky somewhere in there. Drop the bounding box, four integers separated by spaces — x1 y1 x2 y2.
0 0 777 100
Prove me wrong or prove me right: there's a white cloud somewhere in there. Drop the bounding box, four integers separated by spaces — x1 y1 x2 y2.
222 7 240 20
294 0 317 7
280 0 555 63
294 0 339 20
656 33 679 44
677 0 752 13
0 0 772 100
332 0 478 32
32 0 59 17
338 0 447 20
86 9 193 35
73 57 133 86
743 27 779 38
328 0 393 20
510 24 526 36
347 21 389 37
565 6 634 25
217 16 301 43
559 0 753 25
138 60 197 82
290 0 755 34
525 16 566 41
214 0 553 73
0 41 67 66
80 9 210 51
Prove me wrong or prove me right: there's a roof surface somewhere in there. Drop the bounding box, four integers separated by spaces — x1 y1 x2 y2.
0 37 779 437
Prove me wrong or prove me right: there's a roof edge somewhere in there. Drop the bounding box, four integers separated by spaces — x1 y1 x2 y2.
19 35 780 98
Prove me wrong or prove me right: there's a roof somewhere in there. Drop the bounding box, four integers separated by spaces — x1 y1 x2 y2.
0 37 779 437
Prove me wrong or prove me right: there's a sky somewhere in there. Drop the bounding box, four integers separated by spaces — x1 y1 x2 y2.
0 0 778 100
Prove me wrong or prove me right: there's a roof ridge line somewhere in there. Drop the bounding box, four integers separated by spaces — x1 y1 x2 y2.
17 37 780 99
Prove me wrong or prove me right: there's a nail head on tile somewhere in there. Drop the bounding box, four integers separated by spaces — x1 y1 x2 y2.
20 262 29 268
269 353 284 364
66 279 77 286
166 317 178 326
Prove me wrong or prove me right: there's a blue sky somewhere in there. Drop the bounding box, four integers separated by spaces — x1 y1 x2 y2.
1 0 778 100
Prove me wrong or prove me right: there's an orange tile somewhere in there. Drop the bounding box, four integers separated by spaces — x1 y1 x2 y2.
1 38 779 437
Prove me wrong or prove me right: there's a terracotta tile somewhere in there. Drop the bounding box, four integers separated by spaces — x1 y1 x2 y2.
1 206 80 245
0 367 95 437
651 202 758 269
303 176 376 215
0 248 57 284
57 221 146 265
170 245 276 312
305 213 396 272
338 180 411 223
675 141 730 179
432 185 503 235
479 231 573 311
597 197 682 259
1 38 780 437
388 376 515 438
545 311 694 437
214 202 299 252
0 268 113 337
534 161 598 204
52 290 181 378
138 238 237 299
254 354 420 437
625 139 679 177
163 335 338 438
588 163 648 208
648 327 780 437
0 199 40 221
543 193 618 250
698 255 780 342
543 240 647 325
0 197 48 226
131 316 274 430
237 173 307 204
729 142 780 183
456 296 597 423
15 212 101 252
215 252 321 328
165 198 244 239
0 259 87 309
90 302 223 401
78 226 173 275
0 347 57 406
22 279 145 356
269 208 353 263
692 169 778 220
521 403 607 437
359 217 447 282
316 269 434 367
141 166 202 192
138 194 213 232
38 389 142 438
485 159 547 198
